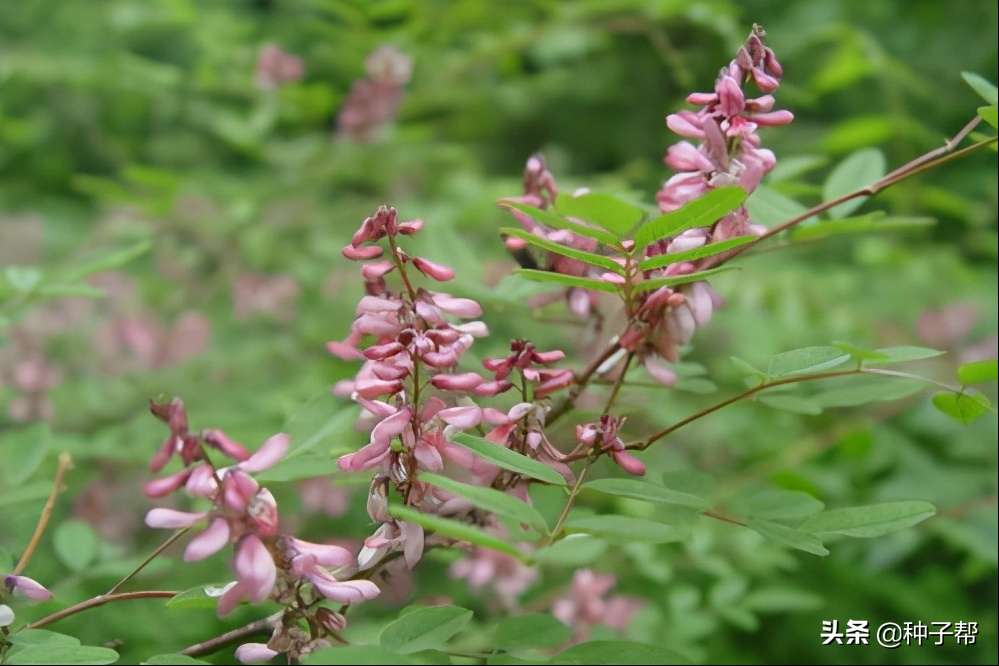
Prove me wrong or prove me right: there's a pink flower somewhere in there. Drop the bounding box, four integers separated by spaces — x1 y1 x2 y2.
551 569 643 644
4 575 52 602
337 46 411 141
218 535 277 616
575 415 645 476
184 518 231 562
255 44 304 90
235 643 279 664
412 257 455 282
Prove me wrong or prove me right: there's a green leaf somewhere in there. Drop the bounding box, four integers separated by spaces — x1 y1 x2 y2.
757 394 823 415
379 605 473 654
556 193 645 237
419 473 548 533
747 519 829 556
4 266 43 293
283 396 357 460
634 187 746 249
61 240 151 282
731 356 767 380
932 390 992 425
53 520 98 572
165 583 229 610
800 501 936 538
563 515 684 543
512 269 618 293
1 424 50 487
962 71 999 106
957 359 997 385
790 213 934 241
823 148 886 218
744 185 808 227
553 640 690 665
739 488 825 521
637 236 755 271
978 105 998 129
498 201 619 245
767 346 851 378
388 505 526 560
744 587 824 613
8 630 80 648
768 155 828 183
501 227 623 273
0 481 52 509
303 646 412 665
867 346 945 365
582 478 709 510
140 656 210 665
6 645 120 665
494 613 572 649
450 433 567 486
812 376 924 407
533 534 608 566
633 266 738 292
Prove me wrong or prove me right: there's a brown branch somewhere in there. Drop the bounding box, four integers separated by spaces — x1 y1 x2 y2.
181 611 282 657
546 340 622 424
13 452 72 575
26 591 176 629
628 369 865 451
703 118 996 269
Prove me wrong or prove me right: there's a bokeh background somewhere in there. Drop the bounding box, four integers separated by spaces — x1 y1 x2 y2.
1 0 996 664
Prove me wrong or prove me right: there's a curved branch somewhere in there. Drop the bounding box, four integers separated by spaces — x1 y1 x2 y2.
181 611 282 657
14 452 73 575
26 591 176 629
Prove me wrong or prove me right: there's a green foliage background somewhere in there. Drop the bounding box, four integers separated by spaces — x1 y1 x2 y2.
1 0 996 664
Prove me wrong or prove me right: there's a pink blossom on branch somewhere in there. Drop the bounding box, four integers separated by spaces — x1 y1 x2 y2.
141 402 379 661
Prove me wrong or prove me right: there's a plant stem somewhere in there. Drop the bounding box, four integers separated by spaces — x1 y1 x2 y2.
703 118 996 269
545 460 592 545
181 611 282 657
628 369 865 451
105 528 190 595
26 591 176 629
13 452 72 576
547 340 622 424
602 353 634 415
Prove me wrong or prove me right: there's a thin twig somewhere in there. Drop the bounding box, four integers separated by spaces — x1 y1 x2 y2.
629 369 865 451
106 528 191 595
181 611 283 657
703 119 996 269
546 460 593 545
26 591 176 629
547 340 622 424
602 353 634 415
13 452 73 575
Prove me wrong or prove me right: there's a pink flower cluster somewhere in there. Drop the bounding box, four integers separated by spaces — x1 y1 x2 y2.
503 155 601 318
330 206 578 602
576 415 645 476
142 399 378 662
255 44 304 90
552 569 643 645
337 46 412 141
622 25 791 379
657 24 791 218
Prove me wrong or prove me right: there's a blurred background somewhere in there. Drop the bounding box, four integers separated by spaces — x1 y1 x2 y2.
1 0 996 664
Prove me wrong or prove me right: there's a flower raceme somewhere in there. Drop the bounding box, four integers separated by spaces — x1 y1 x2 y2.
496 25 791 392
329 206 582 580
141 401 378 662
